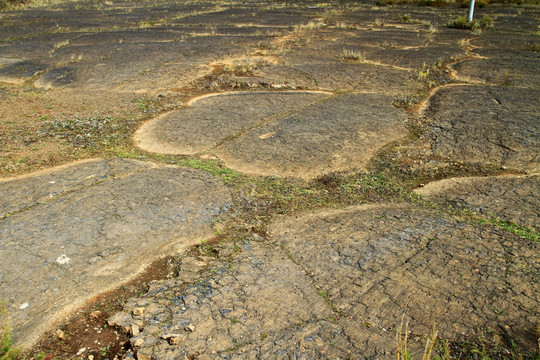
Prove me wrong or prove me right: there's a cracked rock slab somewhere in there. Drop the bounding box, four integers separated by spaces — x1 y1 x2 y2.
136 91 407 178
452 49 540 88
271 204 539 351
216 93 407 178
286 62 409 93
415 174 540 230
0 158 153 218
426 85 540 171
109 239 334 359
110 202 539 359
0 158 231 349
134 91 332 156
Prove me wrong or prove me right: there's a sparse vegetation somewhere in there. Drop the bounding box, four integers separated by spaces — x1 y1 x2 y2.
0 302 20 360
396 320 438 360
293 20 327 32
524 43 540 52
39 115 135 149
2 0 539 358
447 15 493 30
395 320 540 360
397 13 433 26
340 48 365 63
0 0 24 10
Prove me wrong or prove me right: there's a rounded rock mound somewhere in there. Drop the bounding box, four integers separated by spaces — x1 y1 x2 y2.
135 91 407 178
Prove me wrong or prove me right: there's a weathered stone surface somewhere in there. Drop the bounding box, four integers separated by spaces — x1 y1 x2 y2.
2 1 539 357
0 158 153 218
361 44 465 69
426 85 540 171
285 62 410 93
415 174 540 230
0 159 231 348
136 91 407 178
134 91 331 155
272 204 539 350
217 93 407 178
0 60 49 83
109 203 539 359
452 49 540 88
110 239 334 359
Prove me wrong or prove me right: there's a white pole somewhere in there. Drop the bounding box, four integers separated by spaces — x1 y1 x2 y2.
468 0 476 21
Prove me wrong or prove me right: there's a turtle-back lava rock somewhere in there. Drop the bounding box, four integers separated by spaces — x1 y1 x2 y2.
216 93 407 178
426 85 540 170
415 174 540 230
0 159 231 348
271 204 539 350
134 91 332 156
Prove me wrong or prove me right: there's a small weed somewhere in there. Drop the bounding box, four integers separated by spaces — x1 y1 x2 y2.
340 48 364 63
0 301 21 360
49 39 70 56
294 20 327 32
398 13 412 22
39 115 134 149
524 43 540 52
492 306 504 315
221 63 261 77
100 345 110 356
198 239 218 257
138 19 162 29
447 15 493 30
395 317 411 360
34 351 47 360
132 97 152 112
397 14 432 26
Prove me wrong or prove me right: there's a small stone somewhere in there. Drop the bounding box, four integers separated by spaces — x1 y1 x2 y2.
132 307 145 316
55 329 66 340
132 338 144 347
56 254 70 265
89 310 102 320
185 324 195 332
161 333 181 345
76 348 86 356
136 350 152 360
131 324 140 336
88 355 94 360
108 312 132 327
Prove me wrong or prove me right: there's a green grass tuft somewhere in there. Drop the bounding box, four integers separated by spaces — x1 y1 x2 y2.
447 15 493 30
0 301 20 360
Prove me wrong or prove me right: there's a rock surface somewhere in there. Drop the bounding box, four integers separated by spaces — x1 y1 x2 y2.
136 92 407 178
415 174 540 230
426 85 540 170
134 91 332 156
272 204 539 349
0 159 231 348
452 49 540 88
1 0 539 357
108 204 539 359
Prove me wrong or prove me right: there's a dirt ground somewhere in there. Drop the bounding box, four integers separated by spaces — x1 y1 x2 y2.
0 0 538 359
